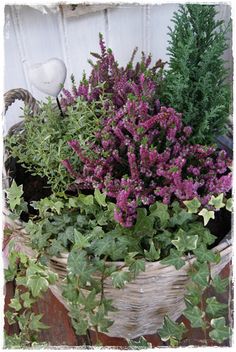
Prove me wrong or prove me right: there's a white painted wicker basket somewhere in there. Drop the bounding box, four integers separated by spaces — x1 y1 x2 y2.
3 89 232 339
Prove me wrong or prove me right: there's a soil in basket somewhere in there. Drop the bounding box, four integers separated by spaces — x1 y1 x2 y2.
10 160 231 245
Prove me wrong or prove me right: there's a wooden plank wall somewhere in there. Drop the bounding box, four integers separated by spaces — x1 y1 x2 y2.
4 3 232 132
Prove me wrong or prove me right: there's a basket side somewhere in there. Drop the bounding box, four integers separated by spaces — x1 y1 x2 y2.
48 237 232 339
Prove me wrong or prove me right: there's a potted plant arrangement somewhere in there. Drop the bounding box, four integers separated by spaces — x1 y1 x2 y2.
3 4 233 348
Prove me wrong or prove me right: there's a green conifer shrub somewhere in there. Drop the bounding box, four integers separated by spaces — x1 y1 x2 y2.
160 4 232 144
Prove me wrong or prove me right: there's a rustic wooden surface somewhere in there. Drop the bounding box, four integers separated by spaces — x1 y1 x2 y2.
4 263 232 347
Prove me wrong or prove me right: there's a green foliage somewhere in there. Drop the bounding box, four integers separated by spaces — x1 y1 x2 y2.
160 248 185 270
206 297 228 318
160 4 232 144
183 198 201 214
5 186 232 346
5 96 107 192
184 305 205 328
209 194 225 210
4 245 57 348
226 198 233 212
127 336 152 349
158 316 187 347
198 208 215 226
5 181 27 219
209 317 231 344
212 275 229 294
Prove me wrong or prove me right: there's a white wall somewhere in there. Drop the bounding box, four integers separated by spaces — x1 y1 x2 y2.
3 4 232 132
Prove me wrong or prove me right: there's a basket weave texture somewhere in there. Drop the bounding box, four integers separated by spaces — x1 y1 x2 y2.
3 89 233 339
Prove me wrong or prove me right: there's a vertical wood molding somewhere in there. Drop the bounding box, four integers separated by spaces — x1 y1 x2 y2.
58 6 72 81
142 5 151 55
10 6 32 91
104 9 109 48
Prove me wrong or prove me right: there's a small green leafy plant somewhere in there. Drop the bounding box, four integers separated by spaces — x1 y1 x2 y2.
4 241 58 348
5 94 106 192
5 183 232 345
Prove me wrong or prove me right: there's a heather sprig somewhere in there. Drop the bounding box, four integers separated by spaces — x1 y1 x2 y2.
60 33 165 110
63 102 232 227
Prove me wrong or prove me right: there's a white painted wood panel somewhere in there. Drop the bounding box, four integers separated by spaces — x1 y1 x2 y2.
64 10 106 84
3 3 232 132
107 5 145 66
149 4 179 64
4 6 28 133
13 5 65 101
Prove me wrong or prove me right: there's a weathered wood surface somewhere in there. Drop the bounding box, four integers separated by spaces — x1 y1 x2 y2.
4 263 232 347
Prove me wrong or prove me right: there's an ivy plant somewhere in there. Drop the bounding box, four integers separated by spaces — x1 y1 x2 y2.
4 242 58 348
5 182 232 345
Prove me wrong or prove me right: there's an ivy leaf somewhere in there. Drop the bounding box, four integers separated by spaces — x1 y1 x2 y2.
183 198 201 214
71 314 89 336
186 223 216 245
48 239 65 257
4 267 17 282
129 259 145 277
89 304 113 332
74 229 90 249
28 313 49 331
189 262 209 288
5 311 17 325
78 193 94 206
160 248 185 270
226 198 233 212
67 250 95 285
201 229 216 246
149 201 170 227
47 271 58 285
206 297 228 317
158 316 187 342
94 189 107 207
128 336 152 349
185 284 202 306
20 292 36 308
53 200 64 214
209 193 225 210
79 289 98 312
198 208 215 226
111 271 130 288
134 208 155 235
68 197 80 208
212 275 229 294
91 236 113 257
156 230 173 247
193 244 220 263
27 275 49 297
172 229 198 252
144 241 160 261
170 209 193 226
9 297 22 311
6 181 24 211
183 306 205 328
209 317 231 344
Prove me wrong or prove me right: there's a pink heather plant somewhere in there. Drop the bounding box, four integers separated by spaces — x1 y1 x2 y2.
60 33 165 110
62 101 232 227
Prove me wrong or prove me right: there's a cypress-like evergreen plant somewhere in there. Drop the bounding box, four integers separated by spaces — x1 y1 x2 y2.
160 4 232 144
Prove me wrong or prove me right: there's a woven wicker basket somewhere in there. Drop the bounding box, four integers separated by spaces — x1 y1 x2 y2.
3 89 233 339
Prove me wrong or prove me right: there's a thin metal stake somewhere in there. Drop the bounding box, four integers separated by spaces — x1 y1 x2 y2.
56 97 64 118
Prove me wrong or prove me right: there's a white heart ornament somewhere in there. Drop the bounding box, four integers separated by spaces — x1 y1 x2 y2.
28 58 67 97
